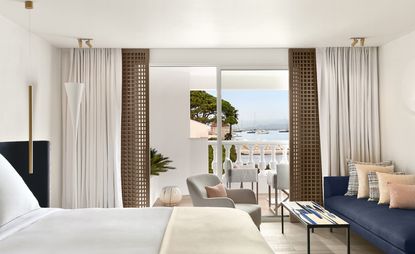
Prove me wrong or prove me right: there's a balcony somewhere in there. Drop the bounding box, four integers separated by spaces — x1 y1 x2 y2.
208 140 289 174
208 140 289 216
150 67 289 216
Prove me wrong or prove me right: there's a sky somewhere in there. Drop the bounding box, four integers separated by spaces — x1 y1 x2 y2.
206 90 289 130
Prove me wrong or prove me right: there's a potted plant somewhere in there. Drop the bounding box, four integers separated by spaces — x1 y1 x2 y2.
150 148 175 206
150 148 175 175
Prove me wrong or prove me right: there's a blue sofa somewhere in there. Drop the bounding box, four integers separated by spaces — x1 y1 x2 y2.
324 176 415 254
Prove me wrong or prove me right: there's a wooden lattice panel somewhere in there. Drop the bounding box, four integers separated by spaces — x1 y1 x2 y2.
289 48 323 205
121 49 150 207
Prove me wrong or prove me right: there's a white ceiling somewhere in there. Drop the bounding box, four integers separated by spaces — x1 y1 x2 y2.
186 67 288 90
1 0 415 48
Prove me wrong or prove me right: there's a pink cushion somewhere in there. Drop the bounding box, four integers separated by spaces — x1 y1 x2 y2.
389 183 415 209
205 183 227 198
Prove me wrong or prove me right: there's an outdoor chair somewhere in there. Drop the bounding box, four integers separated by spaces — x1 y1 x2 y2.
223 158 259 202
266 162 290 214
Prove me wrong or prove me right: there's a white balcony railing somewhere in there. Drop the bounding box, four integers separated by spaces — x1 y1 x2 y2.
208 140 289 175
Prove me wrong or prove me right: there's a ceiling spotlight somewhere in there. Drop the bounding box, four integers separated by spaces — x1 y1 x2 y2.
351 37 366 47
25 0 33 10
360 38 365 47
85 39 93 48
77 38 93 48
351 38 359 47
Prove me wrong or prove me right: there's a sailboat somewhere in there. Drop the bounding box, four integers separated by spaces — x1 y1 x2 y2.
256 129 269 134
246 113 257 134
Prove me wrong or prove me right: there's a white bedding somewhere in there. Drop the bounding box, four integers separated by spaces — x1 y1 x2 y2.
0 208 172 254
0 207 272 254
0 208 58 241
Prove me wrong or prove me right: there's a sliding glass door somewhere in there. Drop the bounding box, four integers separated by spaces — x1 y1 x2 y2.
148 66 289 215
217 68 289 216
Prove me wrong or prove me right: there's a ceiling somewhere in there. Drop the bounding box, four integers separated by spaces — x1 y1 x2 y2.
1 0 415 48
186 67 288 90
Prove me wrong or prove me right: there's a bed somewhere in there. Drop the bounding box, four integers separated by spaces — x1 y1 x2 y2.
0 206 273 254
0 142 273 254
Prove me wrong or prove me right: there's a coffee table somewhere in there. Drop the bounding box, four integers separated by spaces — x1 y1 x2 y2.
281 201 350 254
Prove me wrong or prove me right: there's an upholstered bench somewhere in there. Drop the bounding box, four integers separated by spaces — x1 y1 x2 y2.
325 177 415 254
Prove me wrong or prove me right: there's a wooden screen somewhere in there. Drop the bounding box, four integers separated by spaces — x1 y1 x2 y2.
289 48 323 205
121 49 150 207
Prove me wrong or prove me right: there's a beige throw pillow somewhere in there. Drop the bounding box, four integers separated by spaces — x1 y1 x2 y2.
389 183 415 209
356 164 394 198
377 172 415 204
205 183 227 198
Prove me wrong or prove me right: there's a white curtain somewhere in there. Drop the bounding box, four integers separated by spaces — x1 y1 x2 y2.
316 47 381 176
62 49 123 208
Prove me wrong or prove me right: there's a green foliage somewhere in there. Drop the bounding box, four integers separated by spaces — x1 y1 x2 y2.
221 100 238 126
190 90 239 171
224 132 233 140
150 148 175 176
190 90 239 126
208 144 237 174
190 91 217 124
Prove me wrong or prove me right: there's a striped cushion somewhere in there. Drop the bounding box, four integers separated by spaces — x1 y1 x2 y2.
368 171 405 201
368 172 380 201
345 160 393 196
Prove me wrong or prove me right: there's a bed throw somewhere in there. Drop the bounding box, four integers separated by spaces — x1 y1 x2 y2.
160 207 273 254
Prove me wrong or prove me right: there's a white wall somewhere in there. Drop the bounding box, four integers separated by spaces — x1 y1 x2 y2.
0 15 61 207
150 67 209 200
379 30 415 173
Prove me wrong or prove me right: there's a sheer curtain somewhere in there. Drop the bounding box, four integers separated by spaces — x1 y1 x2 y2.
316 47 381 176
62 49 123 208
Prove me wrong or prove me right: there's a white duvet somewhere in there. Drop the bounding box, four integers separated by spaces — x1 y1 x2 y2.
0 208 172 254
0 207 273 254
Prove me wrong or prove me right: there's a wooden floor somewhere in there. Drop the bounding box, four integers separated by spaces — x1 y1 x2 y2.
154 195 382 253
261 222 381 253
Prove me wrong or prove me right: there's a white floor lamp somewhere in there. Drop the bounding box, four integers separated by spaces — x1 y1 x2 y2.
65 82 85 135
65 82 84 208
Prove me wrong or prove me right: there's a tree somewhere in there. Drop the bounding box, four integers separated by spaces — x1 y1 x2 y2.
190 91 217 124
190 91 239 138
222 100 238 139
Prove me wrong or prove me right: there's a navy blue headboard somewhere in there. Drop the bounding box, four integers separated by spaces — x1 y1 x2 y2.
0 141 50 207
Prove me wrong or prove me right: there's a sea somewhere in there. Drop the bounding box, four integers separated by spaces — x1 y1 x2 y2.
232 130 289 142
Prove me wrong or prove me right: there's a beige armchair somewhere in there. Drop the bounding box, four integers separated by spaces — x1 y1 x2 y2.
186 174 261 229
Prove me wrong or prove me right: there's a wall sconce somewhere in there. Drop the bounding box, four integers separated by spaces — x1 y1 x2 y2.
28 85 33 174
25 1 34 174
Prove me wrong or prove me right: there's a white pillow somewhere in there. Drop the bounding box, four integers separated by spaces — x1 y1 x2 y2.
0 154 40 226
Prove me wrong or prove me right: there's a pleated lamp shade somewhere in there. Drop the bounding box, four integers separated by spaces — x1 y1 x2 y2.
64 82 85 131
